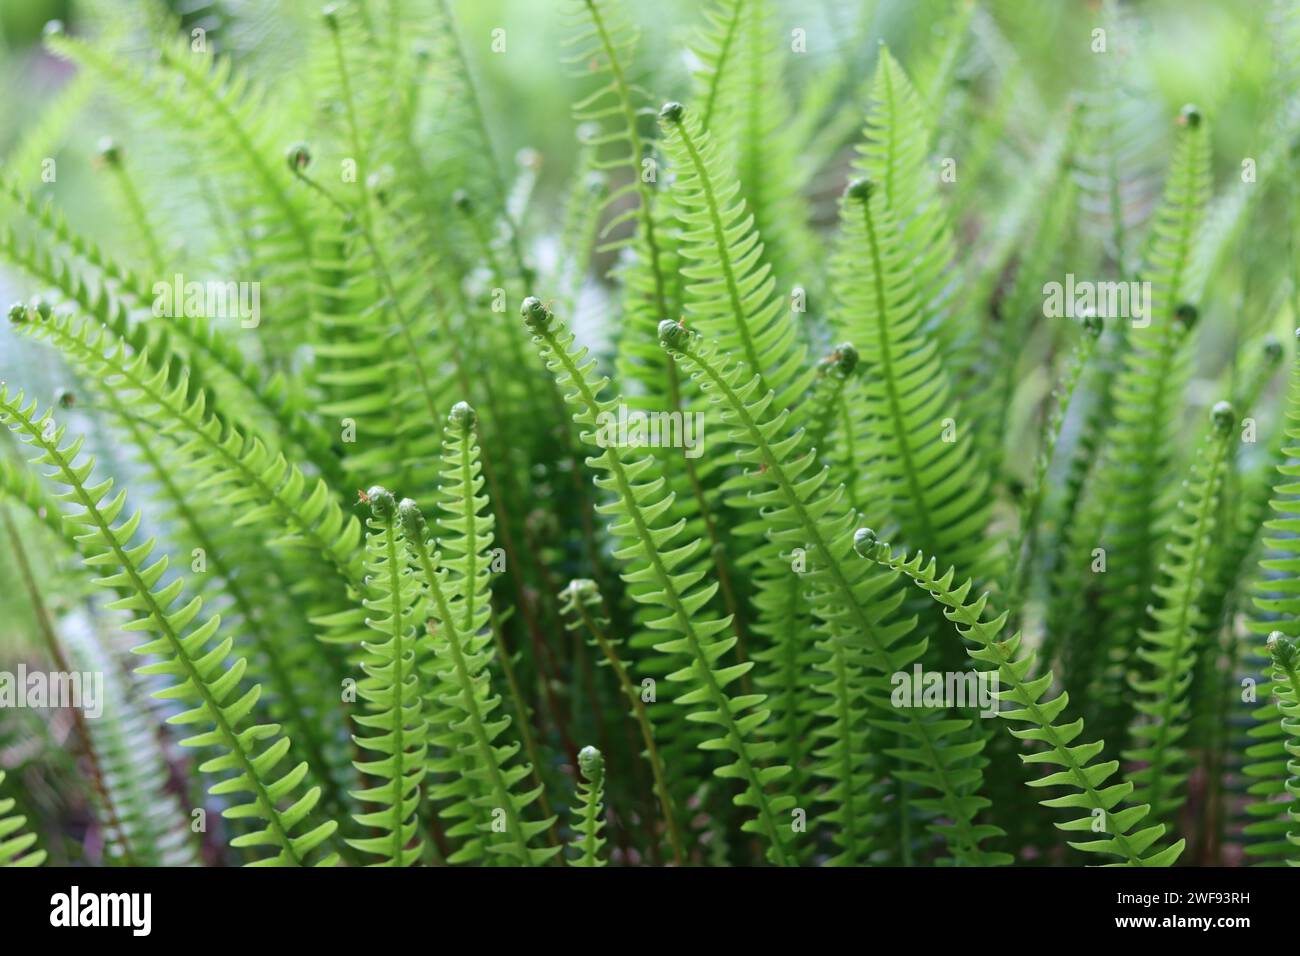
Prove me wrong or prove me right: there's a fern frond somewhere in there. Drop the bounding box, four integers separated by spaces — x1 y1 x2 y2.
63 629 199 866
567 746 609 866
661 322 1007 866
832 176 996 585
345 487 428 866
402 404 559 865
1244 347 1300 862
658 102 812 416
1262 633 1300 865
1124 402 1237 826
854 47 968 372
0 388 338 866
559 578 685 865
0 770 45 867
854 530 1184 866
1086 105 1212 742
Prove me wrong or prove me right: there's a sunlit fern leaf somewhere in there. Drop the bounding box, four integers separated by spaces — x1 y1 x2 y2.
344 487 428 866
0 388 339 866
0 770 46 867
0 176 346 487
658 102 812 420
13 305 375 702
660 322 1008 866
831 176 996 587
42 28 319 350
689 0 821 291
854 530 1184 867
402 404 559 865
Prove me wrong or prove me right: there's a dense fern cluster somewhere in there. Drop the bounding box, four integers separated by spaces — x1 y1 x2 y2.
0 0 1298 868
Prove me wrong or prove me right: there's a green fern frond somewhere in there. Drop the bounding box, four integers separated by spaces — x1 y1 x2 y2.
567 746 609 867
402 404 559 865
15 308 364 590
1244 346 1300 862
1123 402 1237 827
1262 633 1300 865
0 387 339 866
854 47 968 372
0 770 45 867
661 322 1006 866
345 487 428 866
854 529 1184 866
658 102 812 416
559 578 686 865
832 176 996 585
1087 106 1211 730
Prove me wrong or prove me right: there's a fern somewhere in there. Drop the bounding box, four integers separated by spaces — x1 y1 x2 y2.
0 0 1287 875
832 175 995 586
567 746 609 867
402 404 558 865
1262 633 1300 865
1123 402 1237 827
1085 105 1212 740
525 299 796 865
0 387 338 866
661 322 1006 865
854 530 1184 866
345 487 428 866
0 770 45 867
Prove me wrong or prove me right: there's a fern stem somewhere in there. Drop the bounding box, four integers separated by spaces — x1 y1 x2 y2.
487 604 558 838
564 583 686 865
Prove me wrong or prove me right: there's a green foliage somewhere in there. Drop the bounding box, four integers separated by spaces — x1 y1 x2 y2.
0 0 1291 870
567 745 608 867
346 486 428 866
0 770 46 867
